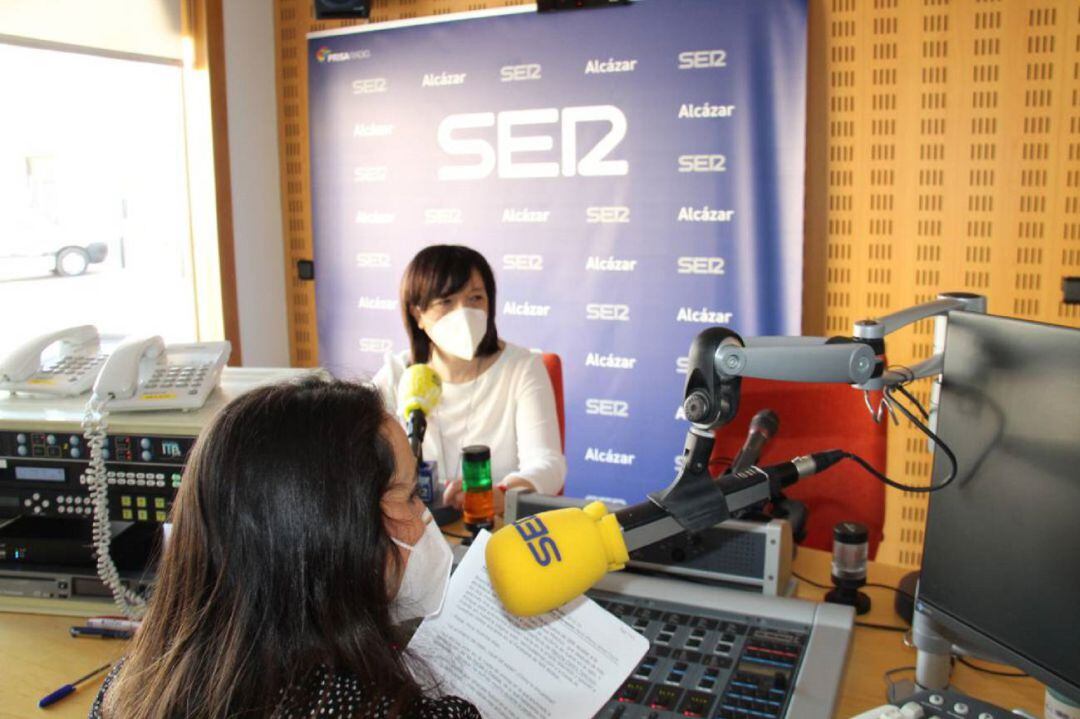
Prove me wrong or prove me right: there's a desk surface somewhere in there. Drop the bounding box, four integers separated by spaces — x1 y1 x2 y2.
0 547 1046 719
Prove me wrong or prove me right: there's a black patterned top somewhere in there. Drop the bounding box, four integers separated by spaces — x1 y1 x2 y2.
89 661 481 718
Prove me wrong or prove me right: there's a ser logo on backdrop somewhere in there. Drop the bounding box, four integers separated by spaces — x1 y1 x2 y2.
678 154 727 173
585 398 630 418
355 211 395 224
437 105 628 180
502 254 544 271
351 78 388 95
356 252 391 269
586 206 630 224
585 303 630 322
677 257 726 275
359 338 393 353
353 166 388 183
424 208 463 224
500 63 542 82
677 49 727 69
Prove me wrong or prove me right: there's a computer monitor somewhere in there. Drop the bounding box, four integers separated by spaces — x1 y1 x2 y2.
916 311 1080 699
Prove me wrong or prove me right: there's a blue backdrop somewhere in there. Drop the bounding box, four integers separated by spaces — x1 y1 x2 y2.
308 0 807 505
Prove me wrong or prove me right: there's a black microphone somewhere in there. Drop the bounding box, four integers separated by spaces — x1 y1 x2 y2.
618 450 847 552
729 409 780 473
715 449 845 514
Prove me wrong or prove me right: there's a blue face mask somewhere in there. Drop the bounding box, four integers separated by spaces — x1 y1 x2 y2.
390 510 453 623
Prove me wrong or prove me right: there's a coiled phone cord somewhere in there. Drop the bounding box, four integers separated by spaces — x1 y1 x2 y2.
82 398 146 618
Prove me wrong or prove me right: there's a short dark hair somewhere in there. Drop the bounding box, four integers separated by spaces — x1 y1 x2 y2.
399 244 499 364
103 377 425 717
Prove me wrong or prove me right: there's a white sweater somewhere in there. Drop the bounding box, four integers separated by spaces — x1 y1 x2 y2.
372 343 566 495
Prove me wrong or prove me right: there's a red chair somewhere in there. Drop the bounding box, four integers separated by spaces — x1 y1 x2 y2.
707 379 888 558
540 353 566 452
540 353 566 496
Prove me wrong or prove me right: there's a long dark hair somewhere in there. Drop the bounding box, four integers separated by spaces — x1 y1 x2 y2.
400 244 500 364
103 377 421 718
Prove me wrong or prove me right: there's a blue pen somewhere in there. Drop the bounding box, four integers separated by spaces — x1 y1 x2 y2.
69 625 134 640
38 662 112 708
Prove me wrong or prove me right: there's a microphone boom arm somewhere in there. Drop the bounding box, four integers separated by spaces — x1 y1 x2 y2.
656 292 988 535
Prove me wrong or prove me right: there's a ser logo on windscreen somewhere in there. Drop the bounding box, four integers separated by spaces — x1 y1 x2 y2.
513 515 562 567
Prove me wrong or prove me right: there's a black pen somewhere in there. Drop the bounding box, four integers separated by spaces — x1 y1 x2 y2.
69 625 134 640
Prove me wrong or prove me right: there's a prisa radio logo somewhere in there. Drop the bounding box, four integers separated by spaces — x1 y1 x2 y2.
316 46 371 63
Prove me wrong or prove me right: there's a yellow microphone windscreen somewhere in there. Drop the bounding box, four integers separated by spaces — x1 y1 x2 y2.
485 503 629 616
398 364 442 417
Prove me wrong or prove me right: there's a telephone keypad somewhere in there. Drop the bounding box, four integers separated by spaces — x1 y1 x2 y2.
41 354 106 382
147 363 211 392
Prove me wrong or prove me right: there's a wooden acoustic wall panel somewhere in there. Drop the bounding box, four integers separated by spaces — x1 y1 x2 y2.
273 0 526 366
807 0 1080 567
277 1 1079 565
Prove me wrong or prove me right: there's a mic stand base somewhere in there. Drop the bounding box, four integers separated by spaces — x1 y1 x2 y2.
825 586 871 615
430 503 462 527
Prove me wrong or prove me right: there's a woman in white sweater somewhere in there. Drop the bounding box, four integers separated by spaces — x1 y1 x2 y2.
372 245 566 511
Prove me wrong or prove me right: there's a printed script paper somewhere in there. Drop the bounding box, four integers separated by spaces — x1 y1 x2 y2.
408 530 648 719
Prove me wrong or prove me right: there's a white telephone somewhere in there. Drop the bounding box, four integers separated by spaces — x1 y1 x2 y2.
83 335 230 617
0 325 107 396
90 336 231 412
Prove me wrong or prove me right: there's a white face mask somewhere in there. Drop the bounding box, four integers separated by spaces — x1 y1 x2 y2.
390 511 453 623
426 307 487 361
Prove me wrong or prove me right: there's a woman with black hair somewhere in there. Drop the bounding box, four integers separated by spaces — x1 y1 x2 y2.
373 244 566 512
91 377 480 718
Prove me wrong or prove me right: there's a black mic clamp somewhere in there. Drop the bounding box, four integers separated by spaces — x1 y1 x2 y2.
405 408 427 461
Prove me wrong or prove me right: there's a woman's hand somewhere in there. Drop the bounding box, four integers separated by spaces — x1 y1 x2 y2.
442 476 536 516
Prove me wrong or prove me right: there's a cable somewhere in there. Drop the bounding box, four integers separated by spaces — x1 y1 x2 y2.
842 386 958 493
791 571 830 589
440 529 471 540
83 399 146 619
856 622 908 633
866 582 915 602
957 656 1028 678
793 572 915 603
891 381 930 421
